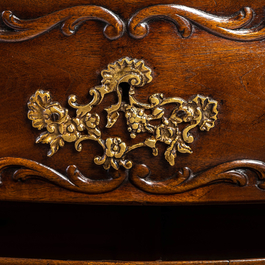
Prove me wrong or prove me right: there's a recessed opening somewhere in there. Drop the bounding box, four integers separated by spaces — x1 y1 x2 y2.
50 113 59 122
176 110 186 119
0 203 265 261
119 82 130 104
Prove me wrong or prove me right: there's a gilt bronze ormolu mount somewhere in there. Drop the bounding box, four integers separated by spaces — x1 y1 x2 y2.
27 58 218 170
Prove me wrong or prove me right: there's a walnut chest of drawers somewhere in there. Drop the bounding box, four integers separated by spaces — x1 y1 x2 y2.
0 0 265 264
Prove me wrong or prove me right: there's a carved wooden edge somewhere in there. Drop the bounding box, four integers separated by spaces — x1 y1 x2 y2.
1 5 265 42
1 157 265 194
130 160 265 194
0 5 125 42
0 258 264 265
128 5 265 41
0 157 127 194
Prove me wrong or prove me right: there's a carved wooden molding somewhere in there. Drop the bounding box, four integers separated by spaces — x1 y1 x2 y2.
27 58 218 170
0 157 265 194
1 5 265 42
128 5 265 41
0 5 125 42
130 161 265 194
0 157 126 194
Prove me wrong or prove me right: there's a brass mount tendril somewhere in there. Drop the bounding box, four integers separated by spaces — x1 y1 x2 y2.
27 58 218 170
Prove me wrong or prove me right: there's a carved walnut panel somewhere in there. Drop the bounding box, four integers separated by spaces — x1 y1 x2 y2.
0 1 265 203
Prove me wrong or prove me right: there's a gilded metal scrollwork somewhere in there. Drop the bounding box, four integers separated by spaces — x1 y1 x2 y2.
28 58 218 170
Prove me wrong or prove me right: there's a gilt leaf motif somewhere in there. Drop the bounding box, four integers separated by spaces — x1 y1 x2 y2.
27 58 218 170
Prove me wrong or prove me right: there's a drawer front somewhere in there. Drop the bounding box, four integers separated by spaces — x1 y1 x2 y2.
0 0 265 204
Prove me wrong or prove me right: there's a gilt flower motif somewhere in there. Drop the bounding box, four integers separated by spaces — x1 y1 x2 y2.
60 120 80 143
105 137 126 159
28 60 218 170
155 118 178 145
125 107 150 138
170 103 196 124
43 103 69 125
84 113 100 129
94 137 131 170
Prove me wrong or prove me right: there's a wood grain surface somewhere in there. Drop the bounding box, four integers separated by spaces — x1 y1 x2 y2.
128 5 265 41
1 0 265 204
0 259 228 265
0 5 124 42
0 258 265 265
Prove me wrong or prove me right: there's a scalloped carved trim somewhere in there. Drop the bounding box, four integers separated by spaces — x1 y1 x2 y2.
0 157 126 193
128 5 265 41
130 160 265 194
1 157 265 194
1 5 265 42
0 5 125 42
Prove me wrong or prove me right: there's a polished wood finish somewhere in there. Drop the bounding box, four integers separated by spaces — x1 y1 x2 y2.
128 5 262 40
0 5 124 41
0 258 265 265
0 0 265 204
0 0 265 262
0 258 236 265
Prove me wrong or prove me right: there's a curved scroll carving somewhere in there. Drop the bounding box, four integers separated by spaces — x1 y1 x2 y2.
128 5 265 41
2 5 265 42
1 158 265 194
0 157 126 193
130 160 265 194
0 5 125 42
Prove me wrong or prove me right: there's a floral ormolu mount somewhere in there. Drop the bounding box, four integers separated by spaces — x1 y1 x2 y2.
27 58 218 170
